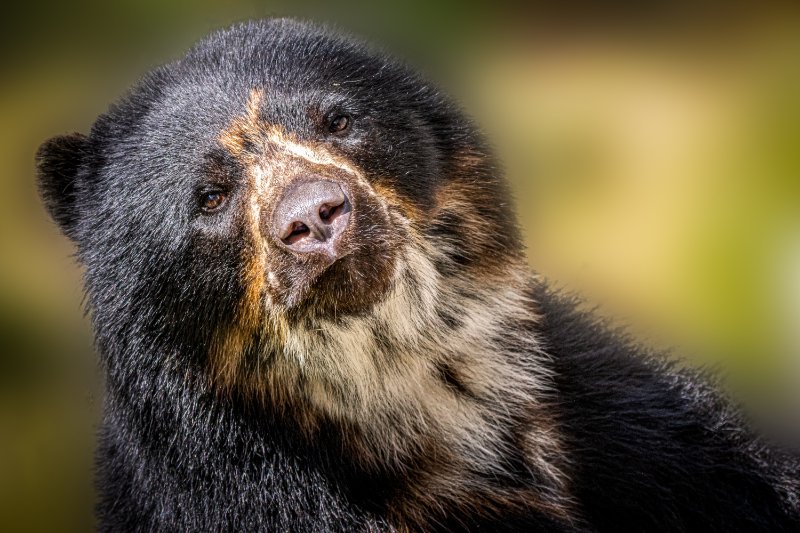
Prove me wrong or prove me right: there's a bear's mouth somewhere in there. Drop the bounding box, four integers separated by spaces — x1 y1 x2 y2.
305 251 397 316
277 235 400 319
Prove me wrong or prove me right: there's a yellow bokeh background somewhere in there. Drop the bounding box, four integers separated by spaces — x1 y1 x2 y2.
1 3 798 530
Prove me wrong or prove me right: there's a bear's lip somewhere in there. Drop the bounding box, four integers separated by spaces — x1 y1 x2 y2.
280 253 355 310
277 237 399 318
277 231 356 295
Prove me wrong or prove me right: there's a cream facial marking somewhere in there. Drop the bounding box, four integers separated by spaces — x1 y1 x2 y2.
219 89 362 186
211 88 573 520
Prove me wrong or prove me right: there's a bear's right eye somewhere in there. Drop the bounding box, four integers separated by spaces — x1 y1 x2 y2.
327 114 351 134
199 190 227 213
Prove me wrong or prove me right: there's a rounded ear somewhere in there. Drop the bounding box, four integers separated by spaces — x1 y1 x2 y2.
36 133 89 240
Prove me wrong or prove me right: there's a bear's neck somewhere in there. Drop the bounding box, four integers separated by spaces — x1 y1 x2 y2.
102 256 573 526
246 257 572 522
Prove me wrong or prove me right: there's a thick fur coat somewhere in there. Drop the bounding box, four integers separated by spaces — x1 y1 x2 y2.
36 19 798 532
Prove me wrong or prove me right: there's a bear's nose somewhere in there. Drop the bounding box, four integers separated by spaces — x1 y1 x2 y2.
273 180 351 256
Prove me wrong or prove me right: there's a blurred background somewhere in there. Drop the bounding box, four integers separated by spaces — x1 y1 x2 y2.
1 2 798 530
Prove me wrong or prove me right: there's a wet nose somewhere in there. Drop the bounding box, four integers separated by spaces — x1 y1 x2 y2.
273 180 351 256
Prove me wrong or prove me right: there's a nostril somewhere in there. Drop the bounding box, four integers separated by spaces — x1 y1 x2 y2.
282 221 311 245
319 201 344 222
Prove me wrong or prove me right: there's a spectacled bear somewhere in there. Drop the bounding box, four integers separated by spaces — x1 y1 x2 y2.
36 18 798 532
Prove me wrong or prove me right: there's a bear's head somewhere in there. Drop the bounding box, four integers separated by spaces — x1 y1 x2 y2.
36 20 571 520
36 18 545 447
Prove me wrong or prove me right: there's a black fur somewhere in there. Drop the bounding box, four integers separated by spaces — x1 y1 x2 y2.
535 284 800 532
36 19 798 532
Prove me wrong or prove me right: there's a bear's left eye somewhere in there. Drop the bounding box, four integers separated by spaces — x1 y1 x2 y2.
328 114 351 134
199 190 227 213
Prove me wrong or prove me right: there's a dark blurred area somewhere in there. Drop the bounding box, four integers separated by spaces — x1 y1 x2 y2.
2 2 799 530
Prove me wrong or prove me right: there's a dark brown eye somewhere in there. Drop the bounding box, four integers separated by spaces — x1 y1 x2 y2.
328 114 350 134
200 191 227 212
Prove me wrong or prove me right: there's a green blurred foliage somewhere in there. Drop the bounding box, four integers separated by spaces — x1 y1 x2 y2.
1 3 798 531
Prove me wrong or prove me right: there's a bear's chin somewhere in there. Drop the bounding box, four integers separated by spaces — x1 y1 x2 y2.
282 252 398 320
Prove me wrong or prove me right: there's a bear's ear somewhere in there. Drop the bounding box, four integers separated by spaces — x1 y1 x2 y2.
36 133 90 240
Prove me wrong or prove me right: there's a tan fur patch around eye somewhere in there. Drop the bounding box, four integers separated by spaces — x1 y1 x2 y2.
218 87 362 179
218 88 266 157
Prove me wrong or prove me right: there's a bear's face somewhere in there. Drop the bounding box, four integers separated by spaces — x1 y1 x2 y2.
36 19 527 421
191 87 405 320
